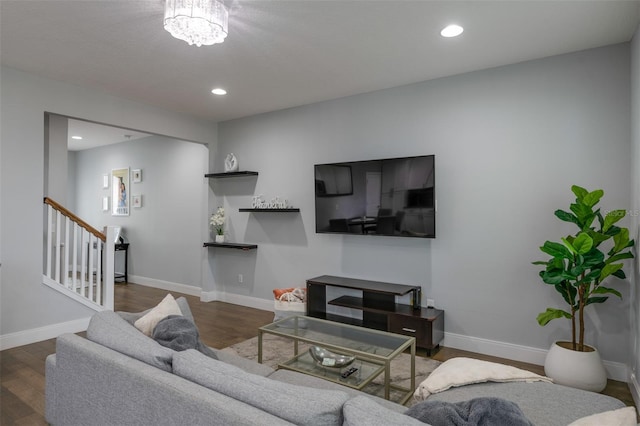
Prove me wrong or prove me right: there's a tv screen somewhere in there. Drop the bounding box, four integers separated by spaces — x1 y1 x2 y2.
314 155 435 238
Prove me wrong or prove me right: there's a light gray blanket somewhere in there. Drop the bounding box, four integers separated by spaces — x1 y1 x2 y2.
152 315 218 360
405 397 534 426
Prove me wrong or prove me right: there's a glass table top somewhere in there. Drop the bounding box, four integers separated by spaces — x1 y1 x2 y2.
260 315 414 359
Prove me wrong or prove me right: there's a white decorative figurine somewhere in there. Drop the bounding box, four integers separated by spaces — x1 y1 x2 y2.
224 153 239 172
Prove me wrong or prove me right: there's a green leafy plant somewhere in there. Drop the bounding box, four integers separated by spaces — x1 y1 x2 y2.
533 185 634 352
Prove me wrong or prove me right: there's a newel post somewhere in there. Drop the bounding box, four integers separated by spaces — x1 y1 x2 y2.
103 226 116 310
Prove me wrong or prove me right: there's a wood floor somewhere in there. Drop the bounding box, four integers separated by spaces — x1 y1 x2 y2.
1 283 637 425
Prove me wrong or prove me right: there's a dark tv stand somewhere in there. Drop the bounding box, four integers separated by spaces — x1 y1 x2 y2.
306 275 444 355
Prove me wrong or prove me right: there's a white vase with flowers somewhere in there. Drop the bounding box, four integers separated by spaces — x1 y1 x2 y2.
210 207 225 243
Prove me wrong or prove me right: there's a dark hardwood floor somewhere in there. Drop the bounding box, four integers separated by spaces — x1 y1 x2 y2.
1 283 636 424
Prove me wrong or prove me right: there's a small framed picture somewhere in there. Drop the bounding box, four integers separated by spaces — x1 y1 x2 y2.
132 169 142 183
103 174 109 189
132 194 142 208
102 196 109 211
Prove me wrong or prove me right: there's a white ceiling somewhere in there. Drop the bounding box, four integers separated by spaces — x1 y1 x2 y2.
2 1 639 125
67 119 150 151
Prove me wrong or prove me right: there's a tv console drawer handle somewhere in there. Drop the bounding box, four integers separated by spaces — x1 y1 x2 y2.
402 327 416 333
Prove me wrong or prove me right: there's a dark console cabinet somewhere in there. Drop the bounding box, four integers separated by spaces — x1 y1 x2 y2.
306 275 444 355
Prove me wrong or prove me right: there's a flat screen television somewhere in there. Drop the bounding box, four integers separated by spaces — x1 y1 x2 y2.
315 155 435 238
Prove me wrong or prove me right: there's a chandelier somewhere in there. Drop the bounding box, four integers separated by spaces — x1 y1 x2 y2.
164 0 229 47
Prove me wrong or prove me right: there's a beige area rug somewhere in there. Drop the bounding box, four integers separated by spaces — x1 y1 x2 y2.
223 334 441 406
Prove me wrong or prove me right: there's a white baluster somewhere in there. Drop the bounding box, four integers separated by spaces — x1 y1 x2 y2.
72 224 78 290
80 229 87 296
96 238 102 305
88 234 95 302
46 205 53 278
55 211 61 282
64 217 70 288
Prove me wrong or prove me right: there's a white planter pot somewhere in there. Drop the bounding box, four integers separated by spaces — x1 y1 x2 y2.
215 234 225 243
544 341 607 392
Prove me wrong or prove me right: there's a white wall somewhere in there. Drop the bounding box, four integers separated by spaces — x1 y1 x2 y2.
214 44 632 368
630 23 640 404
72 136 208 290
0 66 216 348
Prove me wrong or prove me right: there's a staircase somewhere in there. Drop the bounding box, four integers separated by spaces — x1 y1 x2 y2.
43 197 115 311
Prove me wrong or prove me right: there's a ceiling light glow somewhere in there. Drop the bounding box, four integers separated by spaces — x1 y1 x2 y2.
441 24 464 38
71 136 83 140
211 88 227 95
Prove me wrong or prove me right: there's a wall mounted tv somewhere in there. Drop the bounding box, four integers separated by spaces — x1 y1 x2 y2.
315 155 435 238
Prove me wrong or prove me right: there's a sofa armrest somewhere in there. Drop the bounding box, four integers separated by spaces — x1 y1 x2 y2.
45 354 57 425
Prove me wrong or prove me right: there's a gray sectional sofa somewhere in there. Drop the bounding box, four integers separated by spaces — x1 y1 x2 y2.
45 298 628 425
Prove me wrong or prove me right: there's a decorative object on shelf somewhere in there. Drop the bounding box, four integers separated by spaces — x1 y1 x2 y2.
210 206 225 240
132 169 142 183
111 168 130 216
533 185 635 392
251 195 291 209
224 153 239 173
163 0 229 47
215 234 225 243
308 346 355 368
132 195 142 208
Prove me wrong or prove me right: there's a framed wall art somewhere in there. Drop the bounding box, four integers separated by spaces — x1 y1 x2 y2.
132 169 142 183
111 168 130 216
132 194 142 208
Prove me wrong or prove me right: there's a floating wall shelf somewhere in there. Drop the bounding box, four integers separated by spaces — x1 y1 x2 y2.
205 171 259 178
203 242 258 250
239 208 300 212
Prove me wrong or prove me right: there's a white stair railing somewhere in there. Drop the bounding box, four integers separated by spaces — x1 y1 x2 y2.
43 197 114 311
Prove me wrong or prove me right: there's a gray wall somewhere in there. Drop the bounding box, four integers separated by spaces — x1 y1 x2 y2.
631 24 640 390
214 44 632 365
45 114 69 202
72 136 208 289
0 65 216 341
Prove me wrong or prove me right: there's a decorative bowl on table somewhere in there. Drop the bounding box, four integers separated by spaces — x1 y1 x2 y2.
308 346 355 368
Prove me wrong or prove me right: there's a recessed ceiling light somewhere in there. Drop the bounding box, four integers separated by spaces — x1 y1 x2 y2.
71 135 83 140
211 88 227 95
441 24 464 38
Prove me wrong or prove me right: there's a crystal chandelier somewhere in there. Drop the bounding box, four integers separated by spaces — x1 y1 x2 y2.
164 0 229 47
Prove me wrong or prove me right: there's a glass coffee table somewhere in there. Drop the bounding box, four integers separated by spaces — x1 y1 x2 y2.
258 315 416 404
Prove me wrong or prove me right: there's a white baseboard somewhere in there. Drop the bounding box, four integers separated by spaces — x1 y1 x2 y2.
443 331 629 382
128 275 202 297
0 317 90 351
129 278 271 310
200 291 273 312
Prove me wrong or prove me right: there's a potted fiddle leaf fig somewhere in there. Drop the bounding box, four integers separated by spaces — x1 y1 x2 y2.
533 185 634 392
